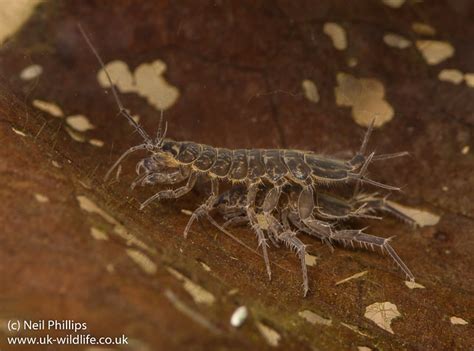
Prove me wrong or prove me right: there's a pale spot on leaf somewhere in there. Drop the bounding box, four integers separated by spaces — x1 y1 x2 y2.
335 72 394 127
34 193 49 203
305 253 317 267
66 115 95 132
126 249 157 275
464 73 474 87
336 270 368 285
364 301 401 334
0 0 42 45
405 280 425 289
383 33 411 49
89 139 104 147
412 22 436 36
347 57 358 67
461 145 469 154
98 59 180 111
416 40 455 65
386 201 440 227
298 310 332 326
438 69 464 84
381 0 405 8
302 79 320 103
90 227 109 241
32 99 64 118
450 316 468 325
323 22 347 50
199 261 211 272
20 64 43 80
65 127 86 143
256 322 281 347
358 347 372 351
167 267 216 306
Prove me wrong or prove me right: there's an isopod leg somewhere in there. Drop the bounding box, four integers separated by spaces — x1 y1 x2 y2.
278 231 309 297
265 206 310 296
184 178 219 238
139 172 198 210
329 229 415 281
246 182 272 281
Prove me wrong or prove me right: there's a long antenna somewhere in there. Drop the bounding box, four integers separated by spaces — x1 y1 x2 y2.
77 23 152 144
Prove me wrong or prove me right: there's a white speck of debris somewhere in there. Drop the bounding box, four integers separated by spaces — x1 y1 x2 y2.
32 99 64 118
412 22 436 36
199 261 211 272
416 40 455 65
90 227 109 241
230 306 248 327
464 73 474 87
66 114 95 132
450 316 468 325
256 322 281 347
335 72 394 128
383 33 411 49
461 145 470 154
0 0 42 45
181 209 193 216
386 201 440 227
364 301 401 334
89 138 105 147
51 160 61 168
20 64 43 80
323 22 347 50
438 69 464 84
305 253 317 267
167 267 216 306
65 127 86 143
298 310 332 326
98 59 180 111
336 270 368 285
405 280 425 289
357 347 372 351
302 79 320 103
34 193 49 203
381 0 405 8
12 127 26 136
126 249 157 275
442 186 448 192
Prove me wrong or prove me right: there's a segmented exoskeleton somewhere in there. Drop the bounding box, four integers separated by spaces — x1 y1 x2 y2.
79 25 415 296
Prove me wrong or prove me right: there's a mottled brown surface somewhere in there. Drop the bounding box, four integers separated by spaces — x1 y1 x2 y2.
1 1 473 350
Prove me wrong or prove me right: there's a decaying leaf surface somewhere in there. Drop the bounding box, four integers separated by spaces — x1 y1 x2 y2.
1 2 474 351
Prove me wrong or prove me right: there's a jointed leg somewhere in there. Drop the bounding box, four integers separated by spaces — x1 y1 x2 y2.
329 228 415 281
184 177 219 238
246 182 272 280
140 172 198 210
